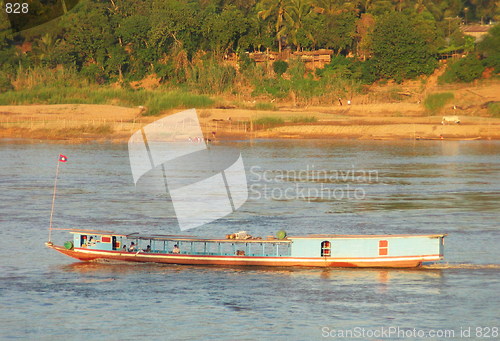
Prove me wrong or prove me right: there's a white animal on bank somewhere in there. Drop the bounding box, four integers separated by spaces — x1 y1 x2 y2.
441 116 460 125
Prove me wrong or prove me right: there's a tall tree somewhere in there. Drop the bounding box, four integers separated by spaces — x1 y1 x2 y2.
150 0 201 57
258 0 289 52
202 6 249 56
314 11 357 54
60 1 114 68
238 14 275 51
0 6 12 51
478 24 500 72
284 0 314 51
313 0 351 14
355 13 376 60
411 10 444 52
371 11 437 81
32 34 61 66
469 0 498 23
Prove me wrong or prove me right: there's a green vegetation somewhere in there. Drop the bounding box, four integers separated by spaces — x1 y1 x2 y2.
371 12 437 82
439 54 485 83
488 102 500 117
424 93 454 113
254 102 277 111
290 116 317 123
143 92 215 116
0 86 214 116
252 77 291 99
0 0 499 109
251 115 317 129
252 116 284 127
387 87 405 102
273 61 288 76
439 24 500 84
0 71 13 93
478 25 500 73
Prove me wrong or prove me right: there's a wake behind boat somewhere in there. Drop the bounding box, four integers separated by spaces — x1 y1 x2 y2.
46 229 446 268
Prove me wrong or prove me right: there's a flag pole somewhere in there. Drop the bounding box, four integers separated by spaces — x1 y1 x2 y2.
48 157 61 242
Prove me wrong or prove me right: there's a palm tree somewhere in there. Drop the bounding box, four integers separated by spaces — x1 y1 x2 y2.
413 0 445 20
34 33 60 64
258 0 288 52
313 0 357 14
284 0 313 51
470 0 498 24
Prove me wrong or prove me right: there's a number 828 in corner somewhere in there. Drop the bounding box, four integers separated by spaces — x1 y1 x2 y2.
5 2 29 14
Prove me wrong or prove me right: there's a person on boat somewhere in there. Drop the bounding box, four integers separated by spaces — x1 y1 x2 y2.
144 245 151 252
128 242 136 252
172 245 180 254
122 245 127 251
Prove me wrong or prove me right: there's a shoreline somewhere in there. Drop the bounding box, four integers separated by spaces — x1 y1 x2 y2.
1 124 498 144
1 103 499 144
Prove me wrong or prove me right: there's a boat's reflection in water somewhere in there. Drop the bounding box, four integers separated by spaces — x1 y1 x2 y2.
61 261 444 285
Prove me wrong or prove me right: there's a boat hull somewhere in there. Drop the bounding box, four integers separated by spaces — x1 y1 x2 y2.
47 243 441 268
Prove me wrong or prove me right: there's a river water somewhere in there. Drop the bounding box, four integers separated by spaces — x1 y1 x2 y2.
0 140 498 340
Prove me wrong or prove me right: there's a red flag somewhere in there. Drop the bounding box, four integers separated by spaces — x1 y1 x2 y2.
58 154 68 162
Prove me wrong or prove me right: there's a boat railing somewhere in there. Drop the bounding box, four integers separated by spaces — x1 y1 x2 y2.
131 250 291 257
183 251 291 257
125 237 292 257
132 248 291 257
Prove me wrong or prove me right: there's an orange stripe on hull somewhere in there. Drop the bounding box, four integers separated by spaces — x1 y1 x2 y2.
49 245 439 268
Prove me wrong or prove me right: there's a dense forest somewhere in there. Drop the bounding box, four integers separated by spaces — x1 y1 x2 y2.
0 0 499 107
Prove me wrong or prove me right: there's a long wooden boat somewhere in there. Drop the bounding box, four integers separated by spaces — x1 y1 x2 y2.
46 229 446 268
415 136 482 141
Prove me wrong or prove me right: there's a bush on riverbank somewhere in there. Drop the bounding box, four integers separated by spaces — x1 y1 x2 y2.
424 92 454 113
252 116 284 128
254 102 277 111
290 116 317 123
439 55 485 83
488 102 500 117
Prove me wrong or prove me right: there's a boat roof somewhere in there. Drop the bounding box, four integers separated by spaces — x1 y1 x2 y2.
68 229 446 242
68 230 291 243
288 234 447 239
129 234 292 244
68 229 121 236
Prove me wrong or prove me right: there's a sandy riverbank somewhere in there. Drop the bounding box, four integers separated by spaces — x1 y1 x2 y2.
1 82 499 143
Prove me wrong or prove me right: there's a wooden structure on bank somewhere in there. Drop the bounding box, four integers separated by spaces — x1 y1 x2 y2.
461 24 492 42
247 49 334 70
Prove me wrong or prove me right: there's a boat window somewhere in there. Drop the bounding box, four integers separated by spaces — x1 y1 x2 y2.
321 241 331 257
379 240 388 256
80 235 88 247
112 236 119 250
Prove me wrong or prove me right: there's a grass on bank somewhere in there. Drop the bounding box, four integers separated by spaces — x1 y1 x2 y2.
144 92 215 115
254 102 277 111
290 116 317 123
252 116 285 129
0 87 215 116
488 102 500 118
251 115 317 130
424 92 454 114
